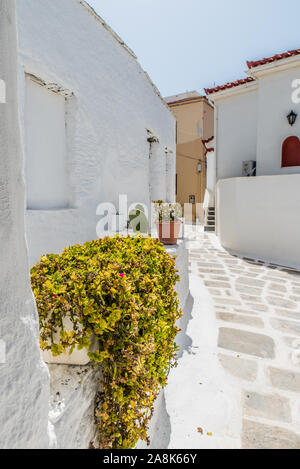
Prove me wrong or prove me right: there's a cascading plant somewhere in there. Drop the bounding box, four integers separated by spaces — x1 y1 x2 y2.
31 235 183 449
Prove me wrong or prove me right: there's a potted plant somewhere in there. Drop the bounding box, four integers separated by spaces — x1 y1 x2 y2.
153 201 182 245
42 317 98 365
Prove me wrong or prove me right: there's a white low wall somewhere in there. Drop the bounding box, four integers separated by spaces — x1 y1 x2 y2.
217 174 300 269
48 365 101 449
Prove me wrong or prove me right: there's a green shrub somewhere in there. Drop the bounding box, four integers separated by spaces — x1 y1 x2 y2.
31 235 182 449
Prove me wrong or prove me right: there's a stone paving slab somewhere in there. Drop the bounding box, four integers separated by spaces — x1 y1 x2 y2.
217 312 264 329
218 328 275 359
268 367 300 393
243 391 291 423
218 354 258 382
242 420 300 449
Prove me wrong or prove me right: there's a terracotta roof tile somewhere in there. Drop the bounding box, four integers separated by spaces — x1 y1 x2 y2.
202 136 214 144
205 77 254 96
247 48 300 69
202 136 214 155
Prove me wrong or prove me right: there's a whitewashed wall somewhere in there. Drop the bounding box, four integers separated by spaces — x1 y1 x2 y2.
217 174 300 269
16 0 176 266
256 67 300 176
214 86 258 181
212 64 300 182
0 0 50 449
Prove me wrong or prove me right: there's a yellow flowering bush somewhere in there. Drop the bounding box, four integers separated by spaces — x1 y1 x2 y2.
31 235 182 449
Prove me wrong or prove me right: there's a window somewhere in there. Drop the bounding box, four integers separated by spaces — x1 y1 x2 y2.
282 136 300 168
25 77 68 209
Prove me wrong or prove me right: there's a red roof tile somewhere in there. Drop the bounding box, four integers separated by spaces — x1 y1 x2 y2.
247 48 300 69
202 136 214 144
202 136 214 155
205 77 254 96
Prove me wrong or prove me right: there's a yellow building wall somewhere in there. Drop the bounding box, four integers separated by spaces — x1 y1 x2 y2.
169 98 214 220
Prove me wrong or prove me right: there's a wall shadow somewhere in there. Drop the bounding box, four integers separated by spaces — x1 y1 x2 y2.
176 293 194 358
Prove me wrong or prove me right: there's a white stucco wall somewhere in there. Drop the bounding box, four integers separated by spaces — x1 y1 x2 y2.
217 174 300 269
16 0 176 266
48 365 101 449
215 86 258 181
0 0 50 449
206 151 216 206
256 67 300 175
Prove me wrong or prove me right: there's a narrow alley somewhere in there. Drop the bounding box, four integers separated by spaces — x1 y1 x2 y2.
165 226 300 449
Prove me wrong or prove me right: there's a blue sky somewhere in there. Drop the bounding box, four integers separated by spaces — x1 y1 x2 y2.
87 0 300 97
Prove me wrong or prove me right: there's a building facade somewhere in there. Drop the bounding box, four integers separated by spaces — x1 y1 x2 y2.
165 92 214 222
206 48 300 268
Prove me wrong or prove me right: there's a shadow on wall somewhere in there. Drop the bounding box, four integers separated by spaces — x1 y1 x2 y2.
176 293 194 359
149 393 172 450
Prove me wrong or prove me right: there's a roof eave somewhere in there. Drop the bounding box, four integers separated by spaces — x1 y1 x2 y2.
207 80 258 102
247 54 300 79
167 95 208 106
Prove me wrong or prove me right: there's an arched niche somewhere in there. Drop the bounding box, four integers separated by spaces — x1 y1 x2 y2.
282 136 300 167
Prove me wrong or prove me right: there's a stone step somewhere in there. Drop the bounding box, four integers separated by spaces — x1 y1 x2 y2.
204 225 215 232
207 221 215 226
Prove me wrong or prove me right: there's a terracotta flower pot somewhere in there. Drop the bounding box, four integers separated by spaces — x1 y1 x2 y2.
155 220 182 245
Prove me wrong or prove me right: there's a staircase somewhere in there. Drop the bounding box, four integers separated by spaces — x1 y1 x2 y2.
204 207 216 232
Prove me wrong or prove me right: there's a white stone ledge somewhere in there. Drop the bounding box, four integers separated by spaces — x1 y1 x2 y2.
48 365 101 449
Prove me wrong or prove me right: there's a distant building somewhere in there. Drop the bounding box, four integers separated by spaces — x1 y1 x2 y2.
165 92 214 222
205 48 300 268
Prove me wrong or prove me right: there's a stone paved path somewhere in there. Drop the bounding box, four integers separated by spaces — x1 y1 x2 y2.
165 226 300 449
